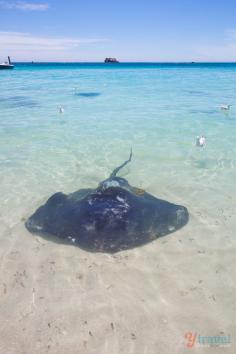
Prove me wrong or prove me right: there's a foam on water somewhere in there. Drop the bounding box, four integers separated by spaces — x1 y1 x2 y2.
0 63 236 231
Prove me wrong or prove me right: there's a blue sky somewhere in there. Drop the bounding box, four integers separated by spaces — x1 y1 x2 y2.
1 0 236 61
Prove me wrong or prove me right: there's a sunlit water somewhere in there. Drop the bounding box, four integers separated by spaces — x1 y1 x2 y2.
1 63 236 354
0 63 236 233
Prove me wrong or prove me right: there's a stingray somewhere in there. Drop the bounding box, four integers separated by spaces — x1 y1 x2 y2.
75 92 101 98
25 151 189 253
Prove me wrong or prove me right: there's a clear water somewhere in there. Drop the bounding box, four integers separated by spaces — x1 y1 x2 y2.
1 63 236 354
0 63 236 230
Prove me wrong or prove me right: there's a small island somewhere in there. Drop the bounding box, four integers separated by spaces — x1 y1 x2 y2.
104 57 119 63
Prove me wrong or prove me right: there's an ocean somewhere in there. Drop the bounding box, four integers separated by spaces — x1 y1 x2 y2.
0 62 235 353
1 63 235 228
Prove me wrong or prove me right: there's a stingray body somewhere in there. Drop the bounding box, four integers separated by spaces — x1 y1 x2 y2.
26 151 189 253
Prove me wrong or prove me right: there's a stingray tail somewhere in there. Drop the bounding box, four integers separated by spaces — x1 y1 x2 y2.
110 149 133 178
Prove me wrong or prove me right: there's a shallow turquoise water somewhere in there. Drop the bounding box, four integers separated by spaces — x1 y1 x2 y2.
0 63 236 228
1 63 236 354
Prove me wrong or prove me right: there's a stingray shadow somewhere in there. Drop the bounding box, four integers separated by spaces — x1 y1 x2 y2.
189 109 218 115
0 95 39 108
184 90 208 96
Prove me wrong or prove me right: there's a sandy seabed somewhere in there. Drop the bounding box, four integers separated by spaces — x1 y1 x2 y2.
0 191 235 354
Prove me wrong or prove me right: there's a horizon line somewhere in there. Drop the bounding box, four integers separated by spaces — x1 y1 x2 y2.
12 61 236 64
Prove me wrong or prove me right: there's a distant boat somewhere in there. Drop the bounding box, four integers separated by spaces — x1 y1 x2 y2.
0 56 14 70
104 57 119 63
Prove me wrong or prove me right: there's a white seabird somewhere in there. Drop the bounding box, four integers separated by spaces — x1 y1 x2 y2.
196 135 206 147
220 104 231 111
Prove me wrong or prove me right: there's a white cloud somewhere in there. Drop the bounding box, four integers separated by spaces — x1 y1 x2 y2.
0 31 108 61
0 32 102 50
0 1 49 11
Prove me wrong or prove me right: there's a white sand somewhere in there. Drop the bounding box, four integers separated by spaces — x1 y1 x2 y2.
0 191 235 354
